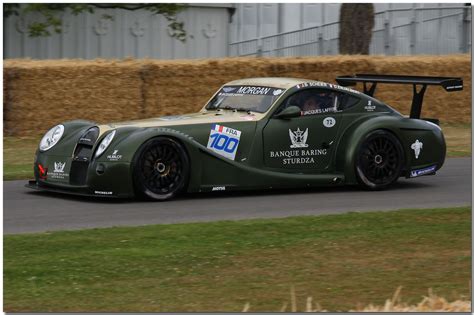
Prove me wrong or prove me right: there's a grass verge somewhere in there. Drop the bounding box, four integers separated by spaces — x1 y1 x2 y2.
3 136 39 180
442 123 471 157
3 123 470 181
4 206 471 312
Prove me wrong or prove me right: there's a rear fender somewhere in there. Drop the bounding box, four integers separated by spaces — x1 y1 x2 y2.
335 116 408 185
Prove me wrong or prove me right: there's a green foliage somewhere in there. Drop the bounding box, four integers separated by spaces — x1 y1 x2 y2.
3 3 187 41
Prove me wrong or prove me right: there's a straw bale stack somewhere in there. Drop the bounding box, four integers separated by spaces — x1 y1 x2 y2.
3 55 471 136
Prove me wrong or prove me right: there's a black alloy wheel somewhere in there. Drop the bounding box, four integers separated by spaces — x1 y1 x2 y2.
133 137 190 200
355 130 404 190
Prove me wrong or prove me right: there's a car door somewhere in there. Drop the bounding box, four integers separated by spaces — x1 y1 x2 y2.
262 88 343 173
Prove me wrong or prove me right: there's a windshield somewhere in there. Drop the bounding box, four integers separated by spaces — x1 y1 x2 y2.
205 85 286 113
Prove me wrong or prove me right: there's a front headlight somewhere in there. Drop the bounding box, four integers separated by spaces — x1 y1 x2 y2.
39 124 65 151
95 130 116 158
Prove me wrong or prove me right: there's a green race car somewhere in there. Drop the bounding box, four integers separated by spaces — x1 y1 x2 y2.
27 74 463 200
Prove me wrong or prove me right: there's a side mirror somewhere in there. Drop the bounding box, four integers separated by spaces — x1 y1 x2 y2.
274 106 301 119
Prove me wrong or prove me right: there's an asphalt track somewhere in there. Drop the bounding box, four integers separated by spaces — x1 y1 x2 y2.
4 158 471 234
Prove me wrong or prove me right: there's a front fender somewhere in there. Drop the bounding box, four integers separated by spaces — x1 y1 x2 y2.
95 127 204 193
39 120 96 156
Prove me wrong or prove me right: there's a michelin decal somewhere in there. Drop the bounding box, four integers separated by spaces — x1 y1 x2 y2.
411 140 423 159
410 165 436 177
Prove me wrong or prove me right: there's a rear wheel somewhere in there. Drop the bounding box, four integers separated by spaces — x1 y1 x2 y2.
355 130 404 190
133 137 189 200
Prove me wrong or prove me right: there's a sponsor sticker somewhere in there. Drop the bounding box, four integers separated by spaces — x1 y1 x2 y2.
364 100 376 111
411 140 423 159
54 162 65 173
218 86 285 97
289 128 309 148
159 115 190 121
410 165 436 178
302 108 336 116
295 81 361 94
94 190 113 195
445 85 463 90
212 186 226 191
49 161 69 180
268 128 327 165
323 117 336 128
222 87 236 93
79 137 93 143
107 150 123 161
240 114 256 121
207 124 241 160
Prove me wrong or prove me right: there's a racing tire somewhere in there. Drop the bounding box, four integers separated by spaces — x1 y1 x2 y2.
132 137 190 201
355 130 404 190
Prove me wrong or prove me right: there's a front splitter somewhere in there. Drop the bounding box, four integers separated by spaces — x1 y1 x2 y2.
25 180 128 199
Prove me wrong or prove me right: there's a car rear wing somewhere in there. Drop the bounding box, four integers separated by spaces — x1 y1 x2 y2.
335 74 463 119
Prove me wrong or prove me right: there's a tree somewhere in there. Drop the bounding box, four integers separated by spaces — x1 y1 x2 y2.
339 4 375 54
3 3 187 41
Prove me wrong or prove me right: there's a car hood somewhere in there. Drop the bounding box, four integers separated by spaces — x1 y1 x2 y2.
97 110 265 134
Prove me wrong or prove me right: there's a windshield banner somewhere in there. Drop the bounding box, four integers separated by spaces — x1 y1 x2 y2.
219 86 285 97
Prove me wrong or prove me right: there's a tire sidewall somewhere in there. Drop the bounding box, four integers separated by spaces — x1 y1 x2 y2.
132 137 190 201
355 130 404 190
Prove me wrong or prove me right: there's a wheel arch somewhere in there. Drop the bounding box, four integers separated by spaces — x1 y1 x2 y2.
335 116 408 185
111 127 204 192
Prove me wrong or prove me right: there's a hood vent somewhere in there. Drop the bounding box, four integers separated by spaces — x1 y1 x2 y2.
78 127 99 145
70 127 99 185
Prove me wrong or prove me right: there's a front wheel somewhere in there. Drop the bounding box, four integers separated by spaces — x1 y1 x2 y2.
355 130 404 190
132 137 190 201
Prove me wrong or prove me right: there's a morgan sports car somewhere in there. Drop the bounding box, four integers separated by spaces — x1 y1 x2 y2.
27 74 463 200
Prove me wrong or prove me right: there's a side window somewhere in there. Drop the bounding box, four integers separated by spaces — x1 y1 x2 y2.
337 93 360 111
277 89 339 117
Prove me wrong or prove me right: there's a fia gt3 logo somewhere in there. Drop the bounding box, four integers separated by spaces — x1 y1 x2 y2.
53 161 66 173
289 128 309 148
411 139 423 159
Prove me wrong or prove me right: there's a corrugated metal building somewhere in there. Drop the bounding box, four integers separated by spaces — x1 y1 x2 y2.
3 3 471 59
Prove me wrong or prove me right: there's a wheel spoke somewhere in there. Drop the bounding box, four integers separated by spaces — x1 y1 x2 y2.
359 134 401 186
138 140 187 198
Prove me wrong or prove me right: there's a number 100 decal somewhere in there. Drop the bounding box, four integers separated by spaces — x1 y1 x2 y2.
207 124 242 160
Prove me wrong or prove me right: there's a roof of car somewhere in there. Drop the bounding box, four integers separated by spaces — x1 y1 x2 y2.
224 77 316 89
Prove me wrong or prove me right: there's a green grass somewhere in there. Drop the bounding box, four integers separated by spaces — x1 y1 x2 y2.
3 123 470 180
4 207 471 312
3 136 39 180
442 123 471 157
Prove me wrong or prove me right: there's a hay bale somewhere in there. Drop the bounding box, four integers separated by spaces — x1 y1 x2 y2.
3 55 471 136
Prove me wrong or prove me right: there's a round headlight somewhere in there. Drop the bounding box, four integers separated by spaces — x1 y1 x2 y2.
39 124 65 152
95 130 116 158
